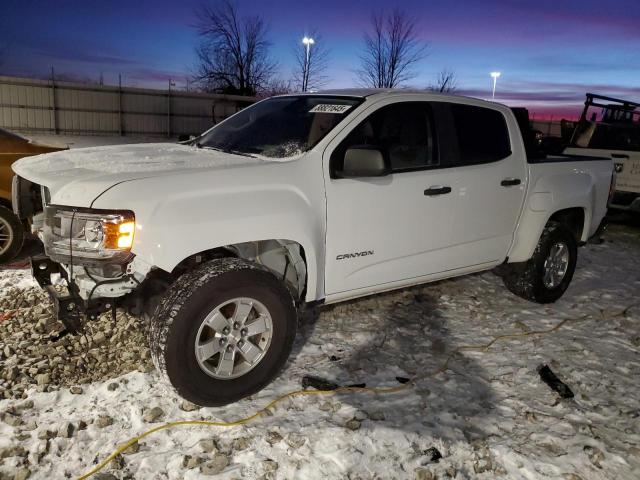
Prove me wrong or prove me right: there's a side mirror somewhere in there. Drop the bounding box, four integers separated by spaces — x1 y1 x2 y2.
341 146 389 178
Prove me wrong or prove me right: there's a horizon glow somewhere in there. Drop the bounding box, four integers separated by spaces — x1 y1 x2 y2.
1 0 639 120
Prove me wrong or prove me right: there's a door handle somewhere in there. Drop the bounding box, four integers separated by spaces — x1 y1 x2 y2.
424 186 452 196
611 153 629 159
501 178 521 187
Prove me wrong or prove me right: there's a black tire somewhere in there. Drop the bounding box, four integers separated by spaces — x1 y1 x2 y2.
149 257 297 406
502 221 577 304
0 205 24 264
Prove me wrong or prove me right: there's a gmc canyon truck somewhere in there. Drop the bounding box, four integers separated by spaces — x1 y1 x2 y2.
12 90 614 406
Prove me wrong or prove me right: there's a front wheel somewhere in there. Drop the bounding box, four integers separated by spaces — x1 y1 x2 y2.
149 258 297 406
502 221 577 304
0 205 24 264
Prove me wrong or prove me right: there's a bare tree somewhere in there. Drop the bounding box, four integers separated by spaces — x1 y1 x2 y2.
357 8 427 88
293 32 330 92
194 0 277 95
257 78 294 99
430 69 458 93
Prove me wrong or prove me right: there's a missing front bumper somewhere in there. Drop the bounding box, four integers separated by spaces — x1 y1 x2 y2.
30 255 114 332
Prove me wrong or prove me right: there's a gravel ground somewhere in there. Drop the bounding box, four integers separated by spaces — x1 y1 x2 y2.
0 275 153 400
0 222 639 479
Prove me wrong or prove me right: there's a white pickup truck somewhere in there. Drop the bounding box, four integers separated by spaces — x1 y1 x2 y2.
12 90 614 406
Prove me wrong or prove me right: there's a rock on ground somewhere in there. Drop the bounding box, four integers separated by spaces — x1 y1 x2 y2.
0 274 153 401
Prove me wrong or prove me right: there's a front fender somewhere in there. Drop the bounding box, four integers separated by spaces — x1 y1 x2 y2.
91 159 326 301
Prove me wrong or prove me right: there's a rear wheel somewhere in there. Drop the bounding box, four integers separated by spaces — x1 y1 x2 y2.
502 221 577 304
0 206 24 264
149 258 297 406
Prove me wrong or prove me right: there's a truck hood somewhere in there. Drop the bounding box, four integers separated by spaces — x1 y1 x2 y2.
12 143 269 207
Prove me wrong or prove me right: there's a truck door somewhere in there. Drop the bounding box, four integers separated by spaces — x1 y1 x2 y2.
442 102 528 268
323 100 458 295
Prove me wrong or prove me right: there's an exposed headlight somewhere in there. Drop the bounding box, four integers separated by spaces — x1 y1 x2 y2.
84 220 104 247
44 206 135 264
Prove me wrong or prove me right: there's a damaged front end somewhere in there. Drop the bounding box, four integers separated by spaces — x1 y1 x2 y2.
14 176 152 332
29 253 151 333
30 255 107 332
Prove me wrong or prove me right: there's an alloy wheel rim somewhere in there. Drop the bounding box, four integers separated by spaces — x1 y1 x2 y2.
543 242 569 289
194 297 273 380
0 217 13 256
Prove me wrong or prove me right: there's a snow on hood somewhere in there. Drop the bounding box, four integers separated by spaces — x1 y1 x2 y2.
12 143 268 207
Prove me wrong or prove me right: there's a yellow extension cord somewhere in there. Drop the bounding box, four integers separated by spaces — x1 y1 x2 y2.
77 307 631 480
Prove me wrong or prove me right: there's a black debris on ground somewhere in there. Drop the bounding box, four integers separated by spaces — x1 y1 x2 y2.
537 364 574 399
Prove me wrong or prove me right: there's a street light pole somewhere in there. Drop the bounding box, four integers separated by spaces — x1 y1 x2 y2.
167 78 175 138
302 36 315 92
490 71 501 100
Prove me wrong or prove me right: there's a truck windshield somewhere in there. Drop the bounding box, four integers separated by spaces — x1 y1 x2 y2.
197 95 363 158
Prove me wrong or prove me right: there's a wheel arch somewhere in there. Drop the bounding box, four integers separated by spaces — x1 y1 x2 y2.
548 207 587 243
169 238 311 303
508 205 589 263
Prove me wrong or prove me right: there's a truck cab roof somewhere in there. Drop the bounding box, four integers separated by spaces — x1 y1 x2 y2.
280 88 501 106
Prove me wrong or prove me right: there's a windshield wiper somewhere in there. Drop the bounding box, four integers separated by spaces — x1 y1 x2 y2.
196 143 256 158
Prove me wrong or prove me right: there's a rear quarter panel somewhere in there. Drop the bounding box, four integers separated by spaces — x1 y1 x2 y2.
507 158 612 262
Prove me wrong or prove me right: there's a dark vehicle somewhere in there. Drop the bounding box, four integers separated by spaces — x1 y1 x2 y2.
0 128 67 262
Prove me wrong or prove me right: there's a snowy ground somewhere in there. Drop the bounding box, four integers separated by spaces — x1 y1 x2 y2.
0 223 639 480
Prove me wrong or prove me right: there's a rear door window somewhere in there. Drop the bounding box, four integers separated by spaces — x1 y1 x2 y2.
451 104 511 165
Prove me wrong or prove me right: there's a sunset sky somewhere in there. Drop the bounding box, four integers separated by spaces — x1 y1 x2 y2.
2 0 639 119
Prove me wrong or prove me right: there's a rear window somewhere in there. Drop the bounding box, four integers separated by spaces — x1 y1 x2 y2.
451 105 511 165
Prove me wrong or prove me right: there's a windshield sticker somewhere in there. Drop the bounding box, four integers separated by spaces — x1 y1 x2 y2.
309 104 352 114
